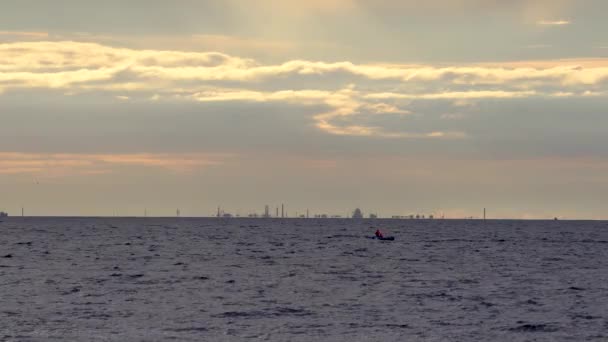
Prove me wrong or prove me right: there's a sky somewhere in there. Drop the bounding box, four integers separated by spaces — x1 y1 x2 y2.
1 0 608 219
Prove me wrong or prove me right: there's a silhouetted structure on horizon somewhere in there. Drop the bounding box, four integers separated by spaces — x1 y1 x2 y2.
352 208 363 219
263 205 270 218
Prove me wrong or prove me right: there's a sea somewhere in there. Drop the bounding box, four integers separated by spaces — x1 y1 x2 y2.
0 217 606 341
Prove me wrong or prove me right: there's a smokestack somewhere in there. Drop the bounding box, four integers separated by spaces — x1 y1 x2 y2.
281 204 284 218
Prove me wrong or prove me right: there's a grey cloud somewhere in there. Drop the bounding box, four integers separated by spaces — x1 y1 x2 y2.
3 41 608 140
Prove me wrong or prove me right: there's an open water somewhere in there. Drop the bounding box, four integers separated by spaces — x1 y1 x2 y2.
0 217 607 341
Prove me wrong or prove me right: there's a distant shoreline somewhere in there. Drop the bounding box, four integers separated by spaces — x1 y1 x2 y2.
0 216 602 221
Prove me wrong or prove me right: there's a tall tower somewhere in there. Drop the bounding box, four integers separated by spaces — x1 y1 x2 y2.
281 204 284 218
264 205 270 218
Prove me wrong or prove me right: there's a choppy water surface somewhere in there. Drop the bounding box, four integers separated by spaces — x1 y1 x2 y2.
0 218 607 341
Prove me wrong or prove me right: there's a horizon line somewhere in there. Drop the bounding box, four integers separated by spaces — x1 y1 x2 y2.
0 215 596 221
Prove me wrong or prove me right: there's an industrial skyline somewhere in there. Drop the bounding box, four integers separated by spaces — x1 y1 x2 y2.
0 203 490 220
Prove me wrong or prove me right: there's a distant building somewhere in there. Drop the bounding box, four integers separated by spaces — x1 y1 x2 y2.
0 211 7 217
428 215 434 219
263 205 270 218
352 208 364 219
369 213 378 219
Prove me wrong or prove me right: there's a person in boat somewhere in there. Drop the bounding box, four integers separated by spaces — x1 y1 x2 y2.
375 229 384 238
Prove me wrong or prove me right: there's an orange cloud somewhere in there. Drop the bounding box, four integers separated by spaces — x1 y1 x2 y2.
0 152 230 177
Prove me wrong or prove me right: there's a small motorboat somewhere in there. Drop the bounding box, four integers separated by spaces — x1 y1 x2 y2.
366 236 395 241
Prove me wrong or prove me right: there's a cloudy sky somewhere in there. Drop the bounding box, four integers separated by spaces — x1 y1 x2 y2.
2 0 608 218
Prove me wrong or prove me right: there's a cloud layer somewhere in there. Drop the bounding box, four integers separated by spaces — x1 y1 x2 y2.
1 41 608 137
537 20 571 26
0 152 230 177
